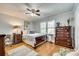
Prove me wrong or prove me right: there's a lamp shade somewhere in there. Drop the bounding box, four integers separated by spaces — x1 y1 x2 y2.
12 26 21 34
13 26 20 29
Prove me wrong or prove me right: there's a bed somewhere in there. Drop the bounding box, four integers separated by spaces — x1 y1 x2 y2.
23 33 46 48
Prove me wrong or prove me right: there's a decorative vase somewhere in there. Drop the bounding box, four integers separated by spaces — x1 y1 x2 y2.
67 18 70 26
56 22 60 27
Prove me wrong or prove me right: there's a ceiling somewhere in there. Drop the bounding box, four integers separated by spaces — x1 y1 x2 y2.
0 3 74 21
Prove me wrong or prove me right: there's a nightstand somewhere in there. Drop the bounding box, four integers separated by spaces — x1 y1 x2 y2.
13 33 22 44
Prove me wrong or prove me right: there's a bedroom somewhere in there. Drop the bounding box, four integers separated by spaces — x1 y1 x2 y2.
0 3 79 56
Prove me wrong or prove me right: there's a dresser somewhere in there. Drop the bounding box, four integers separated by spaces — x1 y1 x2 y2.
13 33 22 44
55 26 74 49
0 35 6 56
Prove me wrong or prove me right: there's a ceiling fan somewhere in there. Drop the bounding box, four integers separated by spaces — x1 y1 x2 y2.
25 8 40 16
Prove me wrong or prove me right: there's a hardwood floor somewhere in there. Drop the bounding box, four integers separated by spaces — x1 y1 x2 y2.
5 42 73 56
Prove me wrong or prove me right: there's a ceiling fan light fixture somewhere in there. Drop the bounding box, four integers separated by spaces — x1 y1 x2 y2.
31 13 36 16
25 8 40 16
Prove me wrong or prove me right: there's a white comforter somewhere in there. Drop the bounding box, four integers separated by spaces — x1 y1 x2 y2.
25 33 45 37
23 33 46 47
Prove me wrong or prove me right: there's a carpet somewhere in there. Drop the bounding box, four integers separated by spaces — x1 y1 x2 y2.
7 45 39 56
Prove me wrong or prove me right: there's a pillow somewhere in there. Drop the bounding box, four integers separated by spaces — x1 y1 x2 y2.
66 51 79 56
76 48 79 51
29 31 35 34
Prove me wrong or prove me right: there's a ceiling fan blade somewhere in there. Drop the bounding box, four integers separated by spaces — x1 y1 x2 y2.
27 8 31 11
36 13 40 16
25 13 30 14
36 9 40 12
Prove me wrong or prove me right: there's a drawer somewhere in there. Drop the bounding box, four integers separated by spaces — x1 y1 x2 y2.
0 51 5 56
56 40 71 44
66 42 72 46
66 39 72 42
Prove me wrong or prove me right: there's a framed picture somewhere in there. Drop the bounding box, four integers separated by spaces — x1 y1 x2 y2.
24 21 29 30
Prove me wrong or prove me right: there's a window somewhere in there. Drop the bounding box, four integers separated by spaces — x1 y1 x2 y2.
40 22 46 34
47 20 55 34
40 20 55 34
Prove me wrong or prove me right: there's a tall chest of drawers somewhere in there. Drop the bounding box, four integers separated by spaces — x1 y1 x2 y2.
0 35 6 56
55 26 74 49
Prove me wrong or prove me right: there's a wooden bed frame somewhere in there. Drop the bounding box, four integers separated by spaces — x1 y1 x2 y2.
34 35 46 48
23 35 47 49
